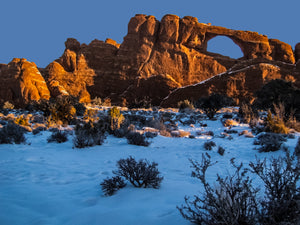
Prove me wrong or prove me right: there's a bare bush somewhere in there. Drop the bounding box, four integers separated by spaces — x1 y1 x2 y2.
196 94 233 119
253 132 287 152
178 100 194 112
250 152 300 224
218 146 225 156
238 103 257 124
265 110 289 134
47 130 68 143
178 154 259 225
0 122 26 144
126 131 150 146
204 141 216 150
100 176 126 196
73 122 106 148
113 156 163 188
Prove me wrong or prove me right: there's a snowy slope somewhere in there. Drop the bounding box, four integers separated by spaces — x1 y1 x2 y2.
0 115 299 225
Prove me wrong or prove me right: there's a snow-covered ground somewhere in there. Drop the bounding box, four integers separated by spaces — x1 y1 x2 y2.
0 113 299 225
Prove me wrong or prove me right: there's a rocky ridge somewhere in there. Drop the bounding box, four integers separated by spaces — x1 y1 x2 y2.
0 14 299 107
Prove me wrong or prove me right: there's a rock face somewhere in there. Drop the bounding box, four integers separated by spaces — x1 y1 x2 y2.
44 48 95 103
1 14 299 107
295 43 300 63
161 59 299 107
0 58 50 107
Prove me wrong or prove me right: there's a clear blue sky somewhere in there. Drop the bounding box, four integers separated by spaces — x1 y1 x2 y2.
1 0 299 67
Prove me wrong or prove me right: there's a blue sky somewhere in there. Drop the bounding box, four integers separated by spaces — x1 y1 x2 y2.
1 0 299 67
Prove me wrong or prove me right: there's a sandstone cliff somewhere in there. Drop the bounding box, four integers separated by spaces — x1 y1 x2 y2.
1 14 299 108
42 14 297 106
161 59 299 107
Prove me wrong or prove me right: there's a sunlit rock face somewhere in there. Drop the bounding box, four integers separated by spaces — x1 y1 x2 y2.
0 58 50 107
2 14 299 107
161 60 299 107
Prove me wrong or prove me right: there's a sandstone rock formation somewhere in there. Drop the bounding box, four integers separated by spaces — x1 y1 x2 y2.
295 43 300 63
1 14 299 108
42 14 297 107
161 59 299 107
0 58 50 107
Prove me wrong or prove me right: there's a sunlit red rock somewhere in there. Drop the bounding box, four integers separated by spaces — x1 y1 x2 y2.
0 58 50 107
2 14 299 107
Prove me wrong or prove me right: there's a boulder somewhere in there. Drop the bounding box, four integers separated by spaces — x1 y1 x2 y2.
0 58 50 107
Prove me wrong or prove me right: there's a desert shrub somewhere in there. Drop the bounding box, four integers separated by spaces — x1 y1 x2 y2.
3 101 14 110
178 154 259 225
14 115 30 126
113 156 163 188
74 102 86 116
295 137 300 156
91 97 102 106
224 129 238 134
159 129 171 137
204 140 216 150
102 98 111 107
253 132 287 152
238 103 257 124
113 127 127 138
250 152 300 224
222 113 233 119
49 96 77 124
0 122 26 144
144 131 158 138
47 130 68 143
73 122 106 148
178 100 194 112
126 131 150 146
265 110 289 134
218 146 225 156
196 93 233 119
254 79 300 121
100 176 126 196
109 107 125 131
128 96 152 109
83 109 99 122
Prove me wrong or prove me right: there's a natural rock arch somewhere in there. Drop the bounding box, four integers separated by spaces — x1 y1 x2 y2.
206 35 244 58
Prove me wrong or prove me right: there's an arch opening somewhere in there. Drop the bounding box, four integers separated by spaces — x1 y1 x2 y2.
207 36 244 59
